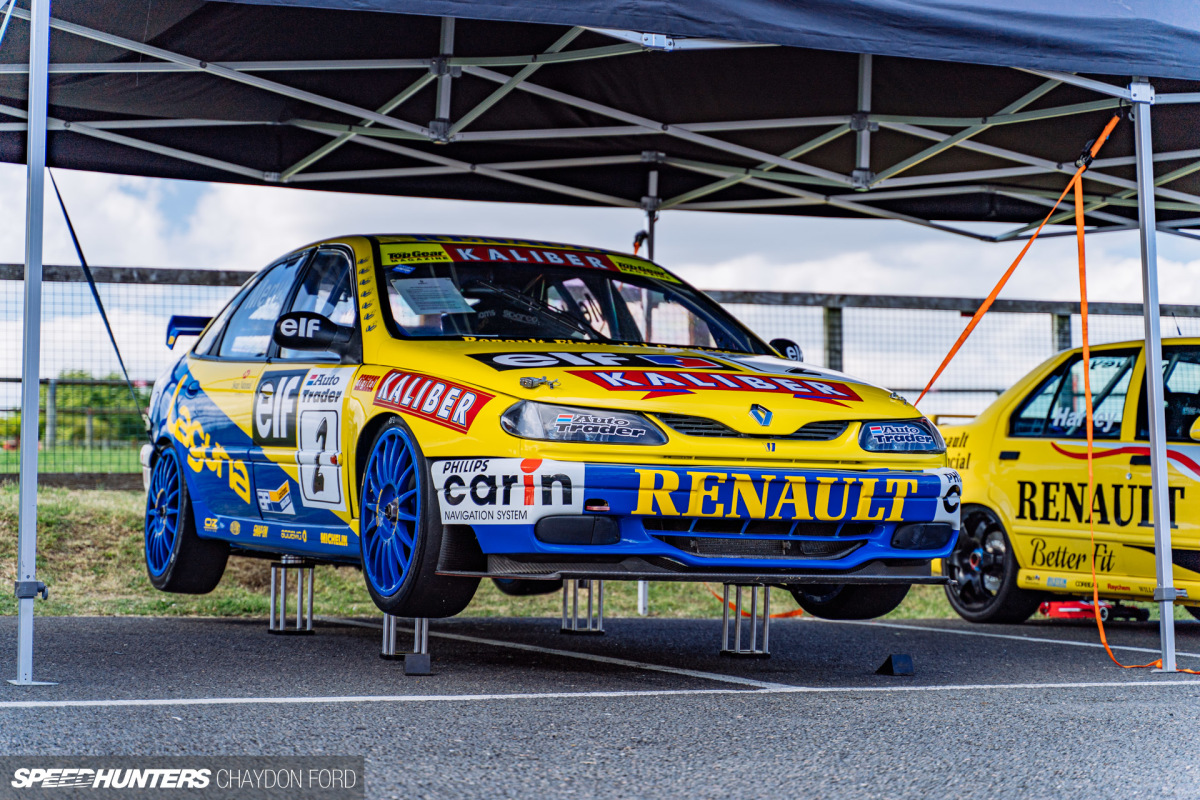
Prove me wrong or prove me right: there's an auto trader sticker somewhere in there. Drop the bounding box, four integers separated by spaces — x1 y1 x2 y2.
433 458 584 524
568 369 864 405
374 370 493 432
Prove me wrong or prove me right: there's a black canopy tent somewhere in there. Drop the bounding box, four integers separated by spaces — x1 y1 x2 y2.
6 0 1200 683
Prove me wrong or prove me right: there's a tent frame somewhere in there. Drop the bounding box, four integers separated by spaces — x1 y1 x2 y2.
8 1 1197 681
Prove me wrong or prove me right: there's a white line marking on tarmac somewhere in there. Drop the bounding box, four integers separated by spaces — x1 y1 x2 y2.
317 616 788 690
2 679 1199 711
811 618 1200 660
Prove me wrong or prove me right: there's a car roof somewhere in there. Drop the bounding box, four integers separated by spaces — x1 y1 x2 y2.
1061 337 1200 354
291 233 650 263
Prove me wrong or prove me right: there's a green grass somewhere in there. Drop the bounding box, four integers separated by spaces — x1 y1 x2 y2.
0 485 1043 622
0 446 140 474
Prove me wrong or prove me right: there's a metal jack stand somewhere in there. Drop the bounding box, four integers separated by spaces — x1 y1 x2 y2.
381 614 431 675
561 579 604 634
268 556 314 635
720 584 770 658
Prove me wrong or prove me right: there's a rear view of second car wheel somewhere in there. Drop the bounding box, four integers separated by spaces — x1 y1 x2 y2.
359 417 479 618
943 504 1043 624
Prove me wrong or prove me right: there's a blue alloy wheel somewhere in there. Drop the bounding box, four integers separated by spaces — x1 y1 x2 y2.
145 446 183 576
361 426 422 597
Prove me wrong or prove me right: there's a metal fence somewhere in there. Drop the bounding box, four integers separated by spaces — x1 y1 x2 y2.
4 263 1200 481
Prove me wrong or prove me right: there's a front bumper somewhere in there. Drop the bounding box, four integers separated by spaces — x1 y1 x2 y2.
431 458 961 576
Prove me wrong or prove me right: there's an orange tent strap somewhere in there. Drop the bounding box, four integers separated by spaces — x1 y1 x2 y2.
915 114 1121 407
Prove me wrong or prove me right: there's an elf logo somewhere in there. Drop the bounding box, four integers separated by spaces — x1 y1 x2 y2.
254 369 307 445
278 316 321 338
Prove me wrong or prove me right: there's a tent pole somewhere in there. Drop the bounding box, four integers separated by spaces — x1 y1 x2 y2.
11 0 51 687
1131 79 1177 673
853 53 872 188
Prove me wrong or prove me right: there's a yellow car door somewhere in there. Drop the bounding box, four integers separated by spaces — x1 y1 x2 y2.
990 347 1140 591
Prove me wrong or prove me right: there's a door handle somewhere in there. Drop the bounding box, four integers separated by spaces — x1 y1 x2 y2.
999 450 1020 461
1129 454 1151 466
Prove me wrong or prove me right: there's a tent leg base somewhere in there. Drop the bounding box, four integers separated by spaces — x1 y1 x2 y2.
6 679 57 686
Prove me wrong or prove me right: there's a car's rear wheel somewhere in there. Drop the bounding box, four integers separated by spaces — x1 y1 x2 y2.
1186 606 1200 621
944 505 1042 624
789 583 910 620
144 442 229 593
359 417 479 617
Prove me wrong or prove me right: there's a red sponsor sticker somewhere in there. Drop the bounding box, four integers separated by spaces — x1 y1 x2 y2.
354 374 380 392
373 370 493 432
567 369 863 406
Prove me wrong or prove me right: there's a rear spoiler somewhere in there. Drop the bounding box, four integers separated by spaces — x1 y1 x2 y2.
166 315 211 349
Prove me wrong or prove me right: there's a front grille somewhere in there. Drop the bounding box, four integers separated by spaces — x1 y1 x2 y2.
643 517 874 538
653 535 864 560
655 413 848 441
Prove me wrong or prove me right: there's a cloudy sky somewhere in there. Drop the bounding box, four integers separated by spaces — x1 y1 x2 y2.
3 163 1200 303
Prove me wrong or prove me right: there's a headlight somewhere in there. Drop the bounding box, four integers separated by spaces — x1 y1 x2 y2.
501 401 667 445
858 418 945 453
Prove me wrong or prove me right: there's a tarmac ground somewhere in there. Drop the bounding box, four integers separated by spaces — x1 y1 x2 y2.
2 610 1200 799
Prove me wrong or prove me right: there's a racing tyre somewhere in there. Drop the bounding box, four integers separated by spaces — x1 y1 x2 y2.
943 504 1042 624
789 583 910 620
359 417 479 617
492 578 563 597
144 442 229 593
1186 606 1200 622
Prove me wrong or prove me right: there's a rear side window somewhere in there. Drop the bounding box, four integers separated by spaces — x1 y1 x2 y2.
1137 346 1200 441
1010 351 1137 439
216 252 307 359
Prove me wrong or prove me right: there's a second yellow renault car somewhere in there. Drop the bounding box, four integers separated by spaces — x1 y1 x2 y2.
940 339 1200 622
142 235 961 623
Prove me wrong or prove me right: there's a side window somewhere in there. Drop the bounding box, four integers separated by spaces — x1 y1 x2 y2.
216 252 307 359
279 249 359 360
1010 351 1136 439
1137 346 1200 441
194 277 258 357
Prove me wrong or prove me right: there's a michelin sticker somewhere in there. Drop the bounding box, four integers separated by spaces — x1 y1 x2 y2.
432 458 584 525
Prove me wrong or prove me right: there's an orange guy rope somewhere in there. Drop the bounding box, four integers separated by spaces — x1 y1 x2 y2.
1076 167 1199 674
915 114 1121 407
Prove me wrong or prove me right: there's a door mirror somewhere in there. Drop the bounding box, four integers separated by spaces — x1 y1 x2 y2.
770 338 803 362
273 312 353 352
1190 416 1200 442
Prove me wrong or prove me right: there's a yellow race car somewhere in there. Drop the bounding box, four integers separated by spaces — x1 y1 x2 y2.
142 235 960 621
940 339 1200 623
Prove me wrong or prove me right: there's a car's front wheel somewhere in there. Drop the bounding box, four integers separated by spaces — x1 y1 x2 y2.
359 417 479 618
789 583 910 620
943 504 1042 624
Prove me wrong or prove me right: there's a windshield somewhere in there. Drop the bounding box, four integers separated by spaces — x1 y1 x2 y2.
380 248 769 355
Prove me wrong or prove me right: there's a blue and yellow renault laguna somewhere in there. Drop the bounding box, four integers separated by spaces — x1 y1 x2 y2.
142 235 960 620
